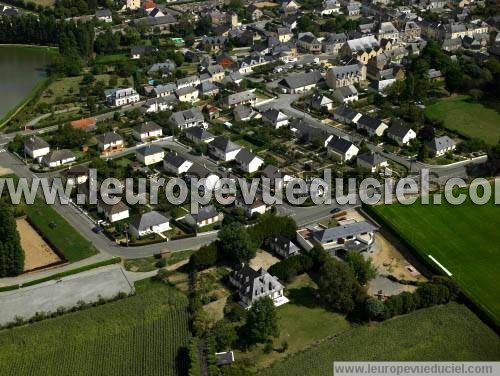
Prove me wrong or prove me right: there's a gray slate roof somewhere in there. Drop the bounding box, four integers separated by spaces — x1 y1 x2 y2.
25 136 49 151
314 221 376 243
210 136 241 153
130 211 170 232
136 144 164 156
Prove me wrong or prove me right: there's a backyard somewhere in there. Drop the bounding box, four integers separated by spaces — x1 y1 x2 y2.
425 95 500 144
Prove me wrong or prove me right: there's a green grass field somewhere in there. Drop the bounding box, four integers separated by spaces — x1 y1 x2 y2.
0 280 190 376
369 197 500 325
425 95 500 144
262 303 500 376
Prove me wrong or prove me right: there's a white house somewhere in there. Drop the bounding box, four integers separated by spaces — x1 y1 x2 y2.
261 108 289 129
96 132 124 154
184 127 215 144
356 152 388 172
333 85 359 104
326 137 359 163
163 153 193 175
24 136 50 161
356 115 388 137
234 197 269 217
95 9 112 23
209 136 242 162
235 148 264 173
333 105 361 124
169 108 205 130
426 136 456 157
105 87 140 107
128 211 170 238
136 145 165 166
41 149 76 168
184 204 223 228
97 199 130 223
133 121 163 141
387 124 417 146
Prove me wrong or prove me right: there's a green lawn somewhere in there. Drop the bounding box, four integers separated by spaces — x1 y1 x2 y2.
25 199 97 262
425 95 500 144
94 53 129 64
0 280 190 376
369 197 500 326
262 303 500 376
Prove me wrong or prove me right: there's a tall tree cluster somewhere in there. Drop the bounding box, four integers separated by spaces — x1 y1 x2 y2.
0 202 24 277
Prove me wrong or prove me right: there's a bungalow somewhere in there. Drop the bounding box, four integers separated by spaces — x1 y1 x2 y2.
184 127 215 144
221 90 257 108
356 115 388 137
267 235 299 258
234 197 269 217
306 91 333 111
70 117 97 131
129 211 170 238
426 136 456 157
163 153 193 175
278 70 323 94
261 108 289 129
136 145 165 166
229 264 287 308
356 152 388 172
387 124 416 146
235 148 264 173
133 121 163 141
169 108 204 130
332 85 359 104
312 220 376 252
105 87 140 107
24 136 50 161
96 132 124 154
41 149 76 168
209 136 242 162
97 199 130 223
184 204 223 228
326 137 359 162
333 105 361 124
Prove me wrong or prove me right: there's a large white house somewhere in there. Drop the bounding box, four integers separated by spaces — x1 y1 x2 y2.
105 87 140 107
235 148 264 173
97 199 130 223
136 145 165 166
24 136 50 161
326 137 359 163
133 121 163 141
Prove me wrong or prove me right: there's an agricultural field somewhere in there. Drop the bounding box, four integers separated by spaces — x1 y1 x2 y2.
262 303 500 376
0 279 191 376
369 196 500 326
425 95 500 144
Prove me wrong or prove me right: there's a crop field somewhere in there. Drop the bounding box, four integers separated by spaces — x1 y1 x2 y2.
262 303 500 376
0 280 190 376
425 95 500 144
368 197 500 326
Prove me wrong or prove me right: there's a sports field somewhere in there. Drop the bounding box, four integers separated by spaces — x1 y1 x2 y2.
0 280 190 376
425 95 500 144
262 303 500 376
369 196 500 325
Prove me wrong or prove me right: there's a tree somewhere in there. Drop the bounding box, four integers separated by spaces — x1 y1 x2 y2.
316 258 363 313
189 243 218 270
364 298 386 321
212 320 237 351
244 297 279 344
345 252 377 285
0 202 24 277
218 222 256 263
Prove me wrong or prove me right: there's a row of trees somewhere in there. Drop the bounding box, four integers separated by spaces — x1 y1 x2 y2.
0 202 24 277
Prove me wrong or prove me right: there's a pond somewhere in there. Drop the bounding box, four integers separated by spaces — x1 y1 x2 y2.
0 46 55 121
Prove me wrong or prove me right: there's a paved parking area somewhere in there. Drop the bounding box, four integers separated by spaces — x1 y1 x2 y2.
0 264 134 326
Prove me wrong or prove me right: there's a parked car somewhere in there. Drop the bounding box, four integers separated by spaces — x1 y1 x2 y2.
330 207 341 214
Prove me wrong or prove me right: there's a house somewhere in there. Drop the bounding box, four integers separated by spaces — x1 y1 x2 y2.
184 127 215 144
356 115 388 137
345 1 361 16
426 136 456 157
149 7 164 18
97 199 130 223
176 75 200 89
326 137 359 162
247 5 263 21
340 35 382 64
131 45 157 59
215 351 235 366
377 22 399 42
333 85 359 104
62 166 89 186
297 33 322 54
221 91 257 108
235 148 264 173
96 132 124 154
229 264 287 308
70 117 97 131
267 235 299 258
322 33 347 55
133 121 163 141
169 108 204 130
209 137 242 161
163 153 193 175
281 0 300 13
326 63 366 89
198 81 219 97
41 149 76 168
126 0 140 10
321 0 341 15
306 91 334 111
105 87 140 107
129 211 170 238
141 96 177 114
333 105 361 124
357 152 388 172
261 165 294 190
311 220 376 252
387 124 416 146
261 108 289 129
277 28 293 43
24 136 50 161
136 145 164 166
153 83 177 98
184 204 223 228
234 105 259 122
234 197 269 217
147 60 175 76
278 70 323 94
175 86 199 103
95 9 112 23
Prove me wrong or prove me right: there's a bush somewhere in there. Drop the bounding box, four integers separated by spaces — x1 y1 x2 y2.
364 298 386 321
189 243 218 270
156 259 167 268
268 254 313 283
